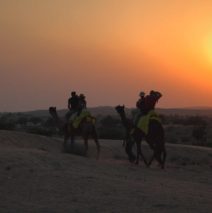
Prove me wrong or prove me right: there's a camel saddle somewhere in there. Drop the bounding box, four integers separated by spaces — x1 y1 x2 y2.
68 109 95 128
136 110 161 135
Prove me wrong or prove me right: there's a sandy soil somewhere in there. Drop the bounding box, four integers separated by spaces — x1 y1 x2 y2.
0 130 211 213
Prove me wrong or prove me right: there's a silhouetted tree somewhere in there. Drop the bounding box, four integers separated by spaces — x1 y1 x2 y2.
98 115 124 139
29 116 42 125
0 113 15 130
17 116 28 126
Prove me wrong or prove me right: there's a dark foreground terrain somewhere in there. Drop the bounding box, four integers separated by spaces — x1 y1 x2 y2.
0 130 211 213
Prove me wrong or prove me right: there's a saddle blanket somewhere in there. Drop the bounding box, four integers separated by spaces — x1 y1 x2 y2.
69 109 95 128
137 110 161 135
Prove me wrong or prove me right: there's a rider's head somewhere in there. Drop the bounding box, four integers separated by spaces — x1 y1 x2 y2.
79 94 85 99
150 90 155 96
139 91 145 97
155 91 162 99
150 90 162 99
71 91 76 96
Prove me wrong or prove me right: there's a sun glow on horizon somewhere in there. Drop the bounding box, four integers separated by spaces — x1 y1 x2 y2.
1 0 212 111
204 34 212 66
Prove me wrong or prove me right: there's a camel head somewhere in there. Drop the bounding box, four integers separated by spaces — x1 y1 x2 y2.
49 106 61 122
48 106 65 130
49 106 57 117
115 105 125 114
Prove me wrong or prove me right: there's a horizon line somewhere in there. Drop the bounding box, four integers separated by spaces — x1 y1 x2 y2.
1 105 212 113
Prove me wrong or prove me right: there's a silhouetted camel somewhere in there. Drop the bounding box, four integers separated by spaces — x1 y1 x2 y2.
115 105 166 169
49 107 100 158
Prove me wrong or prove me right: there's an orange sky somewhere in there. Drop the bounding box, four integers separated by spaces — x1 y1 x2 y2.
0 0 212 111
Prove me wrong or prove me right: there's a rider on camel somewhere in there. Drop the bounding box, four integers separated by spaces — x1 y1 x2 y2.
134 91 146 125
78 93 87 115
66 91 79 120
135 90 162 135
144 90 162 113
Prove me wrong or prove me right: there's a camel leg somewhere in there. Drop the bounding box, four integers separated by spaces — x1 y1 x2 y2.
135 141 140 165
148 152 162 168
154 150 164 169
139 149 148 167
83 137 89 156
148 153 155 167
161 147 167 169
148 151 162 168
147 142 157 167
94 138 100 159
154 142 166 169
92 130 100 159
125 138 136 163
135 141 148 166
148 148 166 169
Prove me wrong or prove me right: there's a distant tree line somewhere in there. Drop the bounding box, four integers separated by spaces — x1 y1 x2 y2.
0 113 57 136
160 114 211 147
0 112 211 147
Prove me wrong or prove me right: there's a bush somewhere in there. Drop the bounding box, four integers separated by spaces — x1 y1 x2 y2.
98 126 124 140
192 125 207 146
0 113 16 130
98 115 124 140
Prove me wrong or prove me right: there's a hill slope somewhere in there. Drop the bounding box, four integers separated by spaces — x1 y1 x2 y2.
0 130 211 212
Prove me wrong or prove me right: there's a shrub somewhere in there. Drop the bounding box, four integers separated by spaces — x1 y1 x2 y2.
192 125 207 146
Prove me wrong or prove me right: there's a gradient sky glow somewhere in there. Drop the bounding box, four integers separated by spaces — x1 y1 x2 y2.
1 0 212 111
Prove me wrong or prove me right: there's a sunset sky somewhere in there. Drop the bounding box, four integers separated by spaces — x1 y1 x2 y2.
1 0 212 112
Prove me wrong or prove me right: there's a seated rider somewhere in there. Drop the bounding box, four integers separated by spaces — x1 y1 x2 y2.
78 93 87 115
135 90 162 135
66 91 79 120
72 93 93 129
134 91 146 125
79 94 87 109
144 90 162 113
136 91 146 114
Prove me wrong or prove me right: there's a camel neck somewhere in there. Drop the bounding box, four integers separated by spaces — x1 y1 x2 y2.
119 111 130 130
